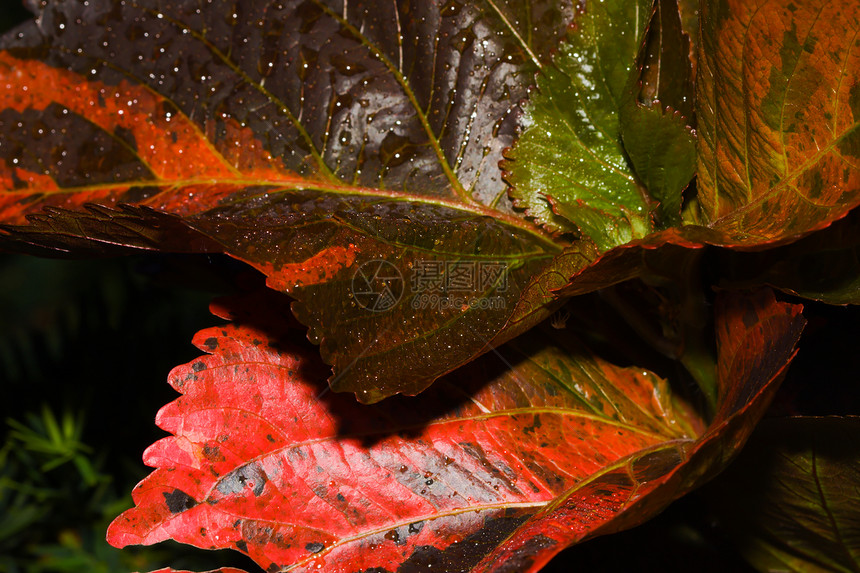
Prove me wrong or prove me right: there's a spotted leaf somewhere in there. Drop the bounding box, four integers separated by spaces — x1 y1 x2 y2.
108 286 803 572
0 0 584 401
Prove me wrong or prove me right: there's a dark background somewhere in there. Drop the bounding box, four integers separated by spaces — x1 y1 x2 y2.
0 5 259 571
1 2 857 572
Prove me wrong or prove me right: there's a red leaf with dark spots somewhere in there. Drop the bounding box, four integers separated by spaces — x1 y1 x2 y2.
108 288 802 571
107 286 692 571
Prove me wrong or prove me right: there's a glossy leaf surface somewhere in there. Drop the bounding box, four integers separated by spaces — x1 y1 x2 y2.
676 0 698 76
504 0 653 250
695 0 860 245
0 0 581 401
546 0 860 299
707 417 860 573
107 288 803 571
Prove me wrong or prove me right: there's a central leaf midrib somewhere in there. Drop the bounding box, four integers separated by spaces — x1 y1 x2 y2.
484 0 542 69
189 379 678 450
213 178 562 248
11 175 560 249
810 444 860 572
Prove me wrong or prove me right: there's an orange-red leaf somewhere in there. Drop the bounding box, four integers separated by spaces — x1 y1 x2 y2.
476 288 806 571
695 0 860 245
107 288 803 571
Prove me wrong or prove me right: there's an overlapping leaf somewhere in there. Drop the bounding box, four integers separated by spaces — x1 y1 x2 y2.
504 0 653 251
107 287 803 572
547 0 860 298
694 0 860 245
718 208 860 305
476 288 806 571
706 417 860 572
619 0 697 228
0 0 586 401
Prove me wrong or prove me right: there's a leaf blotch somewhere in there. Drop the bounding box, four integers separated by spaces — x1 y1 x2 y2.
216 462 267 496
491 534 558 573
162 489 197 514
305 541 325 553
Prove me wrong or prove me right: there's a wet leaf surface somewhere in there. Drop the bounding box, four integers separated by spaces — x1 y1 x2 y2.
620 0 697 227
0 0 580 401
503 0 653 250
107 288 803 572
706 416 860 573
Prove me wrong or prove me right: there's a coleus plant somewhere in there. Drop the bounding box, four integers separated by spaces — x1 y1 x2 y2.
0 0 857 570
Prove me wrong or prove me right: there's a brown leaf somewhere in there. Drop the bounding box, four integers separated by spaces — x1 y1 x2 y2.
0 1 580 401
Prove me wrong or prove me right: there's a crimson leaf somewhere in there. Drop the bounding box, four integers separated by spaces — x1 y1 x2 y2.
107 287 803 571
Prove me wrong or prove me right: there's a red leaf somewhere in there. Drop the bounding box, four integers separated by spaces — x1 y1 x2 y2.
107 287 691 571
476 288 806 571
108 288 803 571
0 52 287 220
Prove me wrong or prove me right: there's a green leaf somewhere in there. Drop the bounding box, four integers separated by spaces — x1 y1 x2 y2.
504 0 653 251
634 0 696 119
621 104 696 227
545 0 860 300
677 0 699 75
694 0 860 245
620 0 697 227
707 417 860 573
